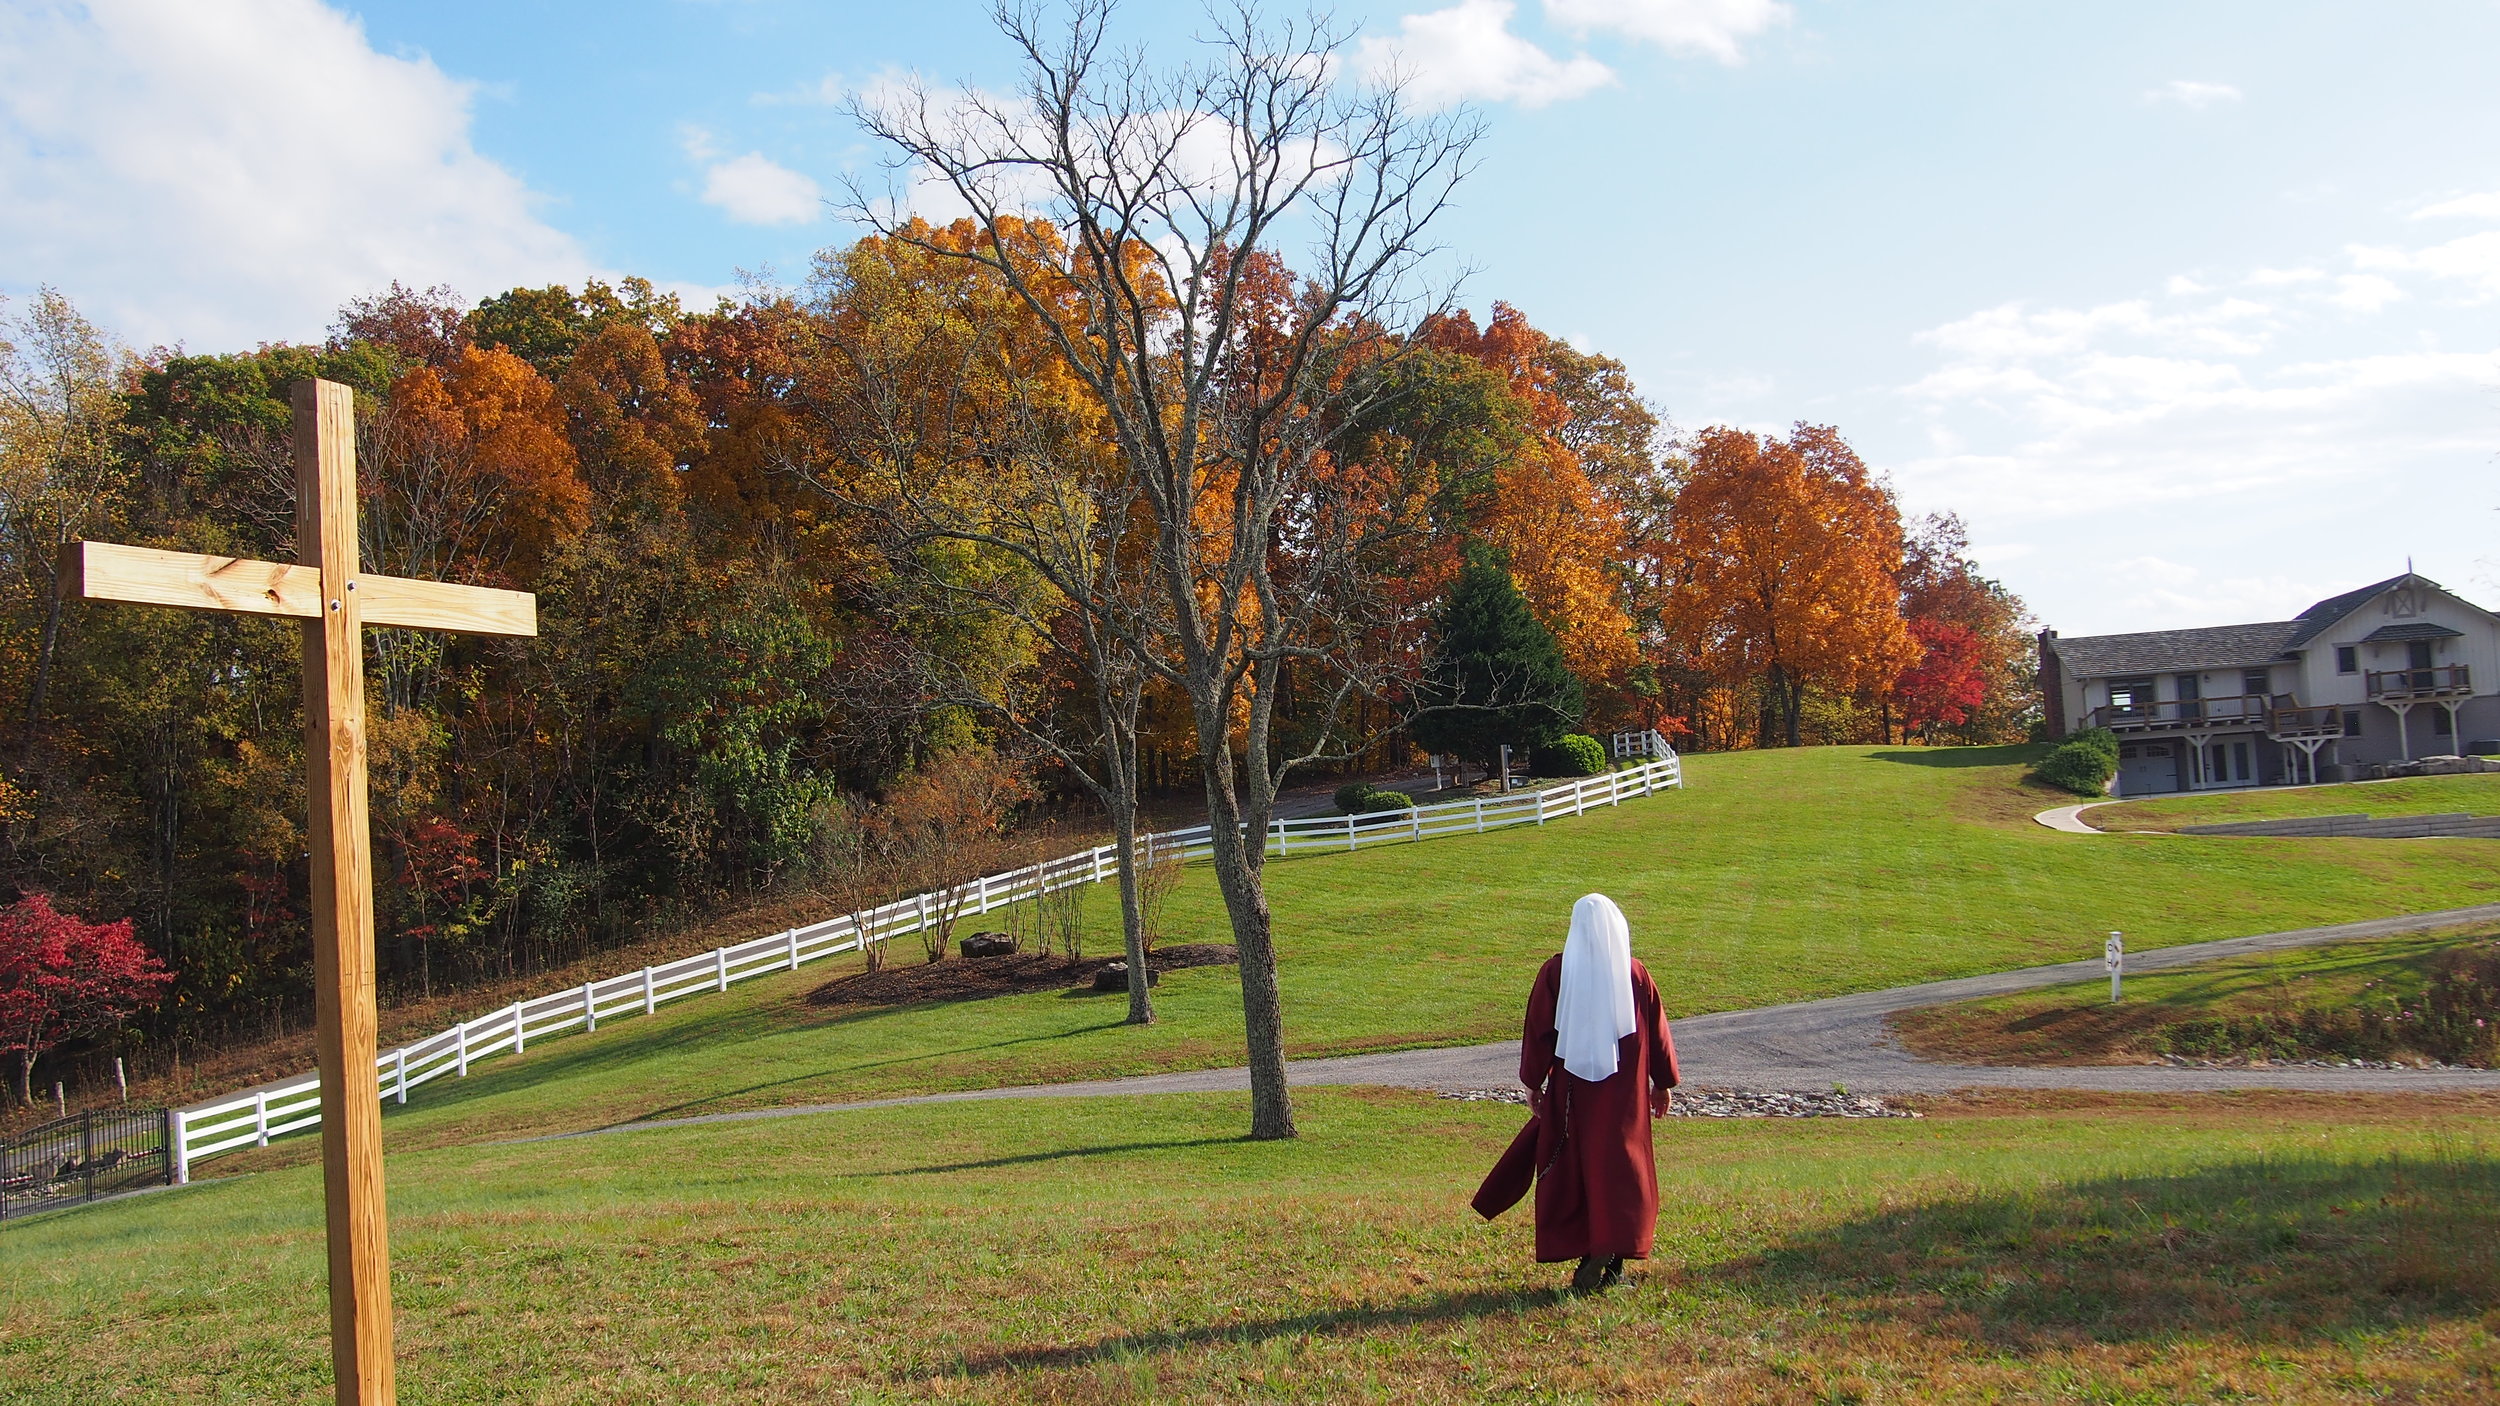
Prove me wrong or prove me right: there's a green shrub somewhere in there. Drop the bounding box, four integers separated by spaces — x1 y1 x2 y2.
2031 727 2118 796
1334 782 1415 814
1532 733 1607 777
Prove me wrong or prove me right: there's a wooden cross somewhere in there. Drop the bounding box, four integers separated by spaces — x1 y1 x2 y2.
60 380 535 1406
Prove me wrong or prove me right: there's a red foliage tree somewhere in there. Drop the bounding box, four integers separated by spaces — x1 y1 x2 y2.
1896 616 1988 735
0 894 174 1107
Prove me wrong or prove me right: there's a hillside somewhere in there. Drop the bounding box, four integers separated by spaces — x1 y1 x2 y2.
183 744 2500 1164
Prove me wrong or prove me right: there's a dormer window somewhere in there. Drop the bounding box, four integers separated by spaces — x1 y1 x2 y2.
2335 646 2357 674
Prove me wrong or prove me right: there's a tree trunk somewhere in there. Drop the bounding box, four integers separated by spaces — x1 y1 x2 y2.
22 587 65 739
1108 794 1154 1025
1199 756 1293 1139
15 1049 32 1109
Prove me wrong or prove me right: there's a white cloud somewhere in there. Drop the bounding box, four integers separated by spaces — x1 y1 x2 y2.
2165 274 2209 296
2146 79 2243 109
692 146 824 226
2245 266 2323 286
1358 0 1613 109
2412 190 2500 221
1543 0 1789 64
2325 273 2406 313
1898 281 2497 536
2351 231 2500 300
0 0 593 349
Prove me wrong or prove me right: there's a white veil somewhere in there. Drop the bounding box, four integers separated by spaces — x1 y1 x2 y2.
1553 893 1637 1081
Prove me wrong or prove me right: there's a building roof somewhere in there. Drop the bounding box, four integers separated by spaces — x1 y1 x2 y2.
2047 621 2300 678
2360 622 2463 643
2285 573 2425 648
2048 571 2496 680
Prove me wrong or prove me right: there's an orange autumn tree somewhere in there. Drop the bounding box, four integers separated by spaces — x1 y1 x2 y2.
1413 304 1639 693
1659 423 1915 747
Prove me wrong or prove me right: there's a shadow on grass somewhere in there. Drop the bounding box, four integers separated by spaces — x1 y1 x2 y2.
1865 744 2044 769
956 1284 1561 1377
867 1135 1252 1177
614 1018 1136 1125
1723 1148 2500 1349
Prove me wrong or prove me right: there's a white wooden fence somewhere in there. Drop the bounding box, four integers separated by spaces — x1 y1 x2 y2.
167 743 1681 1181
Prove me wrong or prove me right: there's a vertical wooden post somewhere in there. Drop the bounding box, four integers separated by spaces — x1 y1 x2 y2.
295 380 395 1406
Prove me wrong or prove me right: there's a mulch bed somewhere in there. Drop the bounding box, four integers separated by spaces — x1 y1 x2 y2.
807 943 1238 1008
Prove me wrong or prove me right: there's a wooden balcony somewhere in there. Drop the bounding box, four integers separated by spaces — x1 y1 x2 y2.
2084 693 2343 741
2267 705 2343 740
2087 694 2268 734
2367 665 2471 702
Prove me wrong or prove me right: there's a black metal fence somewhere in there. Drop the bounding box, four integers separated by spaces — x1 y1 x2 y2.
0 1106 173 1224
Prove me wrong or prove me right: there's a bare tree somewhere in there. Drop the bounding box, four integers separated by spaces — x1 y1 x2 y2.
850 0 1478 1137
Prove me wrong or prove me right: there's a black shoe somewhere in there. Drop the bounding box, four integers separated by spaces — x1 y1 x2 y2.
1595 1256 1626 1291
1570 1256 1606 1294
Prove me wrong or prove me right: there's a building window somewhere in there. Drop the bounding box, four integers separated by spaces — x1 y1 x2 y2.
2436 709 2454 736
2336 646 2357 674
2232 742 2252 781
2242 670 2269 697
2108 677 2155 719
2342 710 2362 738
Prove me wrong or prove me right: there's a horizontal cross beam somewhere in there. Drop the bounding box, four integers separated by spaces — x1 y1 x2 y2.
60 541 536 638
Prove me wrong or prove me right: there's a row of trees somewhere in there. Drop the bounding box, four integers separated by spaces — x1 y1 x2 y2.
0 2 2032 1125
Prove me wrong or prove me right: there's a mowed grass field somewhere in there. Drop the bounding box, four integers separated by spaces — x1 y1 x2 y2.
12 745 2500 1402
1893 925 2500 1065
2095 771 2500 832
4 1089 2497 1403
172 744 2500 1159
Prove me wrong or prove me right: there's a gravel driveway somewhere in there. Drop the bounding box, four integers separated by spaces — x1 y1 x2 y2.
541 902 2500 1142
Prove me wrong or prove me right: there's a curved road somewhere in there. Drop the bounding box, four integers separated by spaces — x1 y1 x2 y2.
541 903 2500 1142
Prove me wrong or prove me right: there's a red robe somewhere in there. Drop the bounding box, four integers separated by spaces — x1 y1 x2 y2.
1518 954 1679 1262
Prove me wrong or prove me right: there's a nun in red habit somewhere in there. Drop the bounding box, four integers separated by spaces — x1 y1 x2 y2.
1477 892 1679 1294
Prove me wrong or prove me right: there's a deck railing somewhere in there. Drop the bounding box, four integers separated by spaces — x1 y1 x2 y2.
2087 694 2270 731
2367 665 2471 701
154 748 1683 1188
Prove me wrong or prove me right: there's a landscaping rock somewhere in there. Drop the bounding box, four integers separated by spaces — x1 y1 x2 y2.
1439 1087 1919 1118
1091 961 1160 992
960 932 1019 958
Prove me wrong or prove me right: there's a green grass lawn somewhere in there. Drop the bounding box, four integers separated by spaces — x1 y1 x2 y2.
5 1088 2496 1403
2095 772 2500 832
179 744 2500 1159
1894 927 2500 1066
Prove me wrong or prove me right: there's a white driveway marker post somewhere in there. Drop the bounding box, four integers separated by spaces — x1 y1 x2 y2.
2106 931 2125 1004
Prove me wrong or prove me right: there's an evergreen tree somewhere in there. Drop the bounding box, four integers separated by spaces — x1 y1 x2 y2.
1411 546 1584 768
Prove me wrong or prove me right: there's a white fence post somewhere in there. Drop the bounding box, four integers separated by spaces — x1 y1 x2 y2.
1535 791 1546 825
642 966 656 1015
168 1107 190 1185
1346 813 1357 852
1475 799 1486 833
715 947 729 991
253 1091 269 1148
394 1048 408 1105
787 927 801 970
454 1020 469 1077
513 1004 526 1055
583 981 598 1032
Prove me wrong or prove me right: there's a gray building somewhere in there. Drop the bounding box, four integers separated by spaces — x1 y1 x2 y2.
2039 572 2500 796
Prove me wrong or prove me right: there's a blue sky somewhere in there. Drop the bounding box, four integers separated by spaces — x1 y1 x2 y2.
5 0 2497 636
